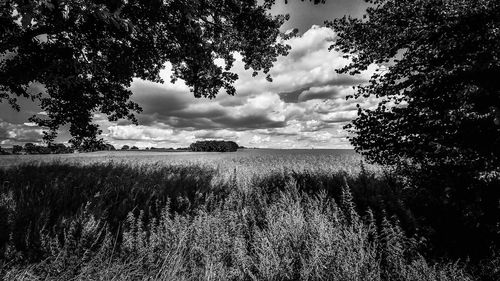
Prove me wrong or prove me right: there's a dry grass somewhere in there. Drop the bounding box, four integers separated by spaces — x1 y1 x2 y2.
0 151 473 280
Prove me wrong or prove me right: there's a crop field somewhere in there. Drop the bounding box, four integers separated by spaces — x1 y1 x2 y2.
0 150 479 280
0 149 361 169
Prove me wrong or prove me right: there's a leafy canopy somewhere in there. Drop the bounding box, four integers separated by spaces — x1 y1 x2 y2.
329 0 500 258
0 0 322 147
329 0 500 178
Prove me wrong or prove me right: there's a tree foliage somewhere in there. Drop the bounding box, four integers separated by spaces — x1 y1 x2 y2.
190 140 239 152
329 0 500 258
330 0 499 174
0 0 322 147
12 144 22 154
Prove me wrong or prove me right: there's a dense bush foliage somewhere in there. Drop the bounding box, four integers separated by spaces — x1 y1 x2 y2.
190 140 239 152
0 160 496 280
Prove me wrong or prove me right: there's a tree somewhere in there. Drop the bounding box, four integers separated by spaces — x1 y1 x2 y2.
1 0 323 148
329 0 500 258
130 146 138 150
105 144 116 151
48 143 72 154
121 145 129 150
76 137 107 152
23 143 36 154
12 145 22 154
189 140 239 152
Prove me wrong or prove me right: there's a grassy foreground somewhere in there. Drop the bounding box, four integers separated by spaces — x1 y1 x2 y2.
0 154 477 280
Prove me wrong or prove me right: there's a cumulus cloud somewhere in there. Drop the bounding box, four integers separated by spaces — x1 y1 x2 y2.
0 119 44 145
109 26 379 148
107 125 175 141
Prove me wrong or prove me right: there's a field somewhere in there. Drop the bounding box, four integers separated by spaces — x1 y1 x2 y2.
0 150 480 280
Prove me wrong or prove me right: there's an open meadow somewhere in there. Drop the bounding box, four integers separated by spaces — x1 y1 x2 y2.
0 149 483 280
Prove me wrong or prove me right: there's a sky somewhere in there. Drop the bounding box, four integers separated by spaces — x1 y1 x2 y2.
0 0 376 149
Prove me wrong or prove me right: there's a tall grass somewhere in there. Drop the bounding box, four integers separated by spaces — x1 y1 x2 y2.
0 158 474 280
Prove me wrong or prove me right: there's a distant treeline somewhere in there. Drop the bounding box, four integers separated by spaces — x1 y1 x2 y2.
0 141 243 155
1 142 116 155
120 146 190 151
189 140 239 152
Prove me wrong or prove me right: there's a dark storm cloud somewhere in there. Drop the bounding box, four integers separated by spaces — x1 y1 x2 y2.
158 116 215 130
298 87 340 102
170 107 227 119
0 83 46 125
278 78 362 103
160 113 286 131
129 81 193 120
128 81 288 131
278 88 307 103
214 114 286 130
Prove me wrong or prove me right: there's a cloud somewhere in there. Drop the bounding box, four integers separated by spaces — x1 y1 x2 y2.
107 125 175 141
0 119 44 145
320 110 358 123
194 130 238 140
112 25 379 148
130 80 192 119
297 85 341 102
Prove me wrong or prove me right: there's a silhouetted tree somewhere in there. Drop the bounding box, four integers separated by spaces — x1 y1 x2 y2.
121 145 129 150
330 0 500 258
